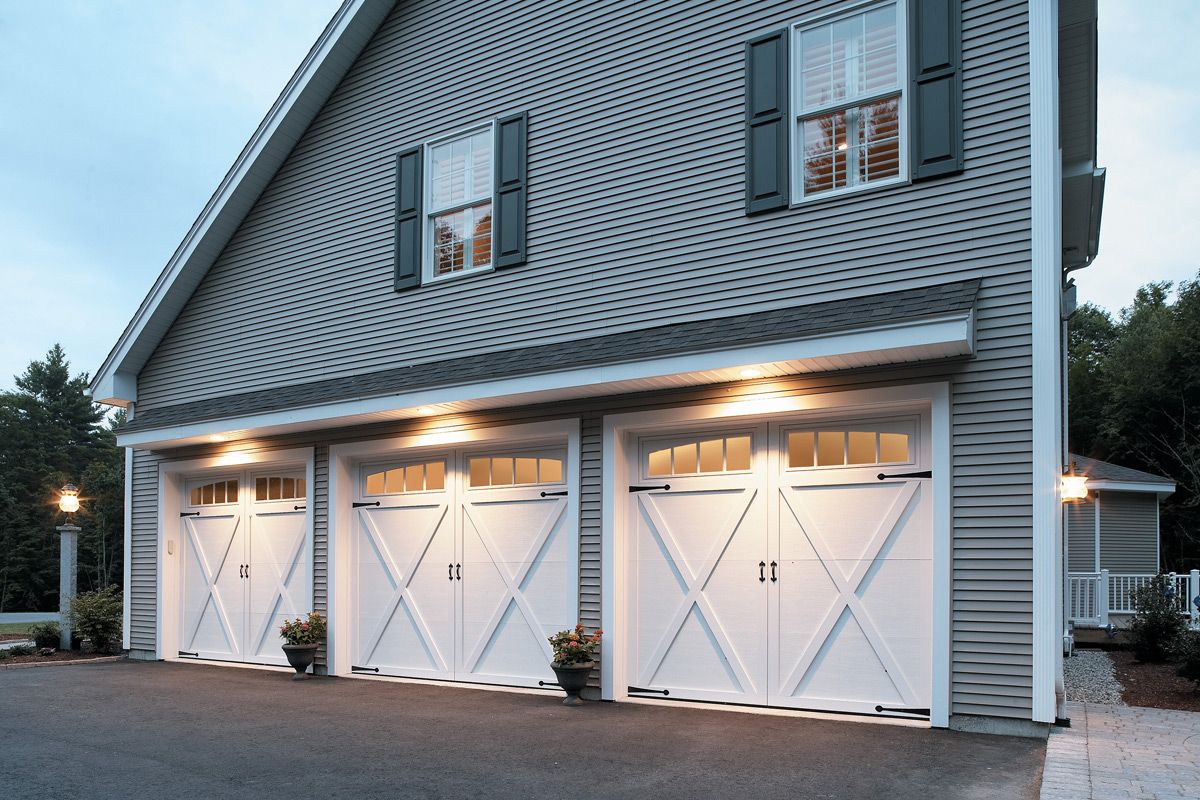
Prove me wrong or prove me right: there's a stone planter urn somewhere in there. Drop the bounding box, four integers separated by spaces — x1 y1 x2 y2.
550 661 594 706
282 643 319 680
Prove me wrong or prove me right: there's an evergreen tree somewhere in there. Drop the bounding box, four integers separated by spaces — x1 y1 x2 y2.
0 345 123 610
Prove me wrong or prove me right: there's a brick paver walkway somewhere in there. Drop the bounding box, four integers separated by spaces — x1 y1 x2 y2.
1041 701 1200 800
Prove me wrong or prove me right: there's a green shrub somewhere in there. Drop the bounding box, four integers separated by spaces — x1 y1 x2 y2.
6 644 36 656
69 586 123 654
29 621 61 649
1175 629 1200 685
1128 574 1187 662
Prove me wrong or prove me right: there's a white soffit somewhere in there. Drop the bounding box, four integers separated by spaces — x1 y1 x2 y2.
117 311 973 449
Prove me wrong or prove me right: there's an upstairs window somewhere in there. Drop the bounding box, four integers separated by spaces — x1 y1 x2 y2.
793 2 905 200
426 127 493 281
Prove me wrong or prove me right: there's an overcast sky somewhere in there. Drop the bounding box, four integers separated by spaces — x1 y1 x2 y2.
0 1 1196 391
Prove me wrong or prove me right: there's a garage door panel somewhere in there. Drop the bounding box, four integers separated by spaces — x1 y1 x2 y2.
246 506 310 666
786 609 907 709
353 502 455 677
181 513 244 661
632 481 768 703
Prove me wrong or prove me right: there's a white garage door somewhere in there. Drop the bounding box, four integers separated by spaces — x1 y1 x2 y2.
179 471 310 666
351 445 577 688
629 415 932 718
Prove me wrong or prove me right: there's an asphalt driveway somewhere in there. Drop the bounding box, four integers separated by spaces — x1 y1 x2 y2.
0 661 1044 799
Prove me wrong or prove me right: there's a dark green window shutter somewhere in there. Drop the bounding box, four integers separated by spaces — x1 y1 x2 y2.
494 112 527 269
909 0 963 180
745 29 789 215
394 145 423 291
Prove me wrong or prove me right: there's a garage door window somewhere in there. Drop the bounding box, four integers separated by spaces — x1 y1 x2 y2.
188 479 239 506
363 461 447 495
786 427 910 469
468 456 563 488
645 434 752 478
254 476 306 502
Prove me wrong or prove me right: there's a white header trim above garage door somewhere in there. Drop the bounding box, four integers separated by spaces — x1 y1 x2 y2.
154 446 316 662
117 312 973 449
600 383 952 728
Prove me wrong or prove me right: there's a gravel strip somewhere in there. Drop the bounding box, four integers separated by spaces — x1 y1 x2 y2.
1064 648 1125 704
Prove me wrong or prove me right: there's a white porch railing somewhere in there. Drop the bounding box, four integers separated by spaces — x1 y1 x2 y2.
1068 570 1200 628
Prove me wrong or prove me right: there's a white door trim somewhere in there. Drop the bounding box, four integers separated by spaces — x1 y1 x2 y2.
602 382 951 727
327 418 581 677
155 446 315 662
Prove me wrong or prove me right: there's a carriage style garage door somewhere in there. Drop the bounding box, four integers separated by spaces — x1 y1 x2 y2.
350 444 577 688
629 415 932 718
179 471 310 666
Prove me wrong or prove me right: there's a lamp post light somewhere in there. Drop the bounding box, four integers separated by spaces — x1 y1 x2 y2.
57 483 81 651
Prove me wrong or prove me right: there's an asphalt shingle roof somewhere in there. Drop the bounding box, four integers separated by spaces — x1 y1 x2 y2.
1069 454 1174 485
122 279 980 433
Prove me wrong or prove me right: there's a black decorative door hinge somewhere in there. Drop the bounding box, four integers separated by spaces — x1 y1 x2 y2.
874 704 930 716
628 686 670 695
352 501 381 508
876 470 932 481
351 665 380 674
180 511 201 518
629 484 671 493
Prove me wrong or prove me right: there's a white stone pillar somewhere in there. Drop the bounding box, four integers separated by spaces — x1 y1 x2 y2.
57 523 79 650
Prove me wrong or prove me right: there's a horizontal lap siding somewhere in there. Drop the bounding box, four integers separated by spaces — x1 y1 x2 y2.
1099 492 1159 574
1066 498 1096 572
126 0 1035 719
129 449 161 653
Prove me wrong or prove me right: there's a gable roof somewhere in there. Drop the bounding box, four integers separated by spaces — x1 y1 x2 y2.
1070 453 1175 494
89 0 396 407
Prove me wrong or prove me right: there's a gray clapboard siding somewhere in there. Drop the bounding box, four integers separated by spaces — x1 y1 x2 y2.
129 448 162 655
136 0 1031 408
1066 498 1097 573
125 0 1037 720
1099 491 1159 574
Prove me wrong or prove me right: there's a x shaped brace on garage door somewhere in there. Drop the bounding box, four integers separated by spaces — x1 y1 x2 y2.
357 503 451 671
247 508 309 658
636 489 760 694
777 481 921 704
461 499 565 671
183 513 242 657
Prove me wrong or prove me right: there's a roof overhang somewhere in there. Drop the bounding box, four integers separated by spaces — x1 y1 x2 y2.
117 309 974 449
1089 479 1176 498
1059 0 1104 273
89 0 396 407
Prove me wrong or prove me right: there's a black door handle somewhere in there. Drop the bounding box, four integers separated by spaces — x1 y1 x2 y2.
239 564 244 578
448 563 454 581
456 563 462 581
770 561 777 582
759 561 766 582
244 564 249 578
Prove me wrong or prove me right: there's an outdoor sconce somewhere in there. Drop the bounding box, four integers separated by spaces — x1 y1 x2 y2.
1060 465 1088 501
58 482 80 514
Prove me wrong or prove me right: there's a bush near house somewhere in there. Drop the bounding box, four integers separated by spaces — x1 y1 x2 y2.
1174 630 1200 686
1128 574 1187 663
28 621 60 649
68 586 123 653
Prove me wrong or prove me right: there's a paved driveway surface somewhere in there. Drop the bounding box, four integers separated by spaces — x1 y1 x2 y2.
0 661 1044 799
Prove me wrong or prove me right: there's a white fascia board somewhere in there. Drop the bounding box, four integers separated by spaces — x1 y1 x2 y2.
116 312 973 449
89 0 395 407
1088 480 1175 496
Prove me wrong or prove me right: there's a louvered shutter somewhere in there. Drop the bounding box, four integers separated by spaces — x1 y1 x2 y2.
394 145 423 291
745 29 790 214
909 0 964 180
494 112 528 268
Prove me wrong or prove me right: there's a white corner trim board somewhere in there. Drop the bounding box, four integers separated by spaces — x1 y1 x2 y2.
116 311 974 449
1029 0 1063 725
1086 480 1175 496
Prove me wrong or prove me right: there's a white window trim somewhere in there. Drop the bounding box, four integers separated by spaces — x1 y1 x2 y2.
788 0 910 205
422 120 498 285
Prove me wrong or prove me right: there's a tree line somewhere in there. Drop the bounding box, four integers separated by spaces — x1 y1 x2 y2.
0 345 124 611
1069 276 1200 571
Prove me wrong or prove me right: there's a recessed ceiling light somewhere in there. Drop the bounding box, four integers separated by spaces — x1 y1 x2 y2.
739 368 764 380
417 406 436 416
209 434 228 442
